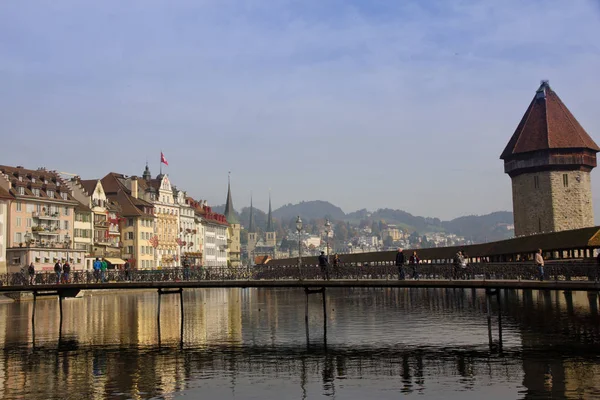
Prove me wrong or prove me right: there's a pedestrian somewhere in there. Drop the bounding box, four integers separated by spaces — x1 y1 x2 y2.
182 257 190 281
93 257 101 283
332 254 340 278
54 260 62 284
535 249 545 281
452 250 462 279
318 251 330 280
396 248 406 280
101 258 108 282
409 251 420 280
62 260 71 283
124 260 131 281
28 262 35 285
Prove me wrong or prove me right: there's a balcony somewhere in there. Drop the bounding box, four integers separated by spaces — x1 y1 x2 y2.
32 225 60 236
33 211 60 220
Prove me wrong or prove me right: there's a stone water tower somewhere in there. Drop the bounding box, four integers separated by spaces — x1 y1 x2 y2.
501 81 599 236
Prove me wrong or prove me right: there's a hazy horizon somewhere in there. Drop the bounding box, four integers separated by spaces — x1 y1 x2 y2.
2 1 599 220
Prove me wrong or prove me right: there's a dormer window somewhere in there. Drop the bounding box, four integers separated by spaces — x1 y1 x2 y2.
61 192 68 200
18 176 22 182
31 177 36 183
47 190 54 198
32 188 40 197
17 186 25 195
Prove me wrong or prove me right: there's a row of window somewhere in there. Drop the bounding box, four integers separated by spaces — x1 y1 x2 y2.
533 174 572 189
15 202 71 216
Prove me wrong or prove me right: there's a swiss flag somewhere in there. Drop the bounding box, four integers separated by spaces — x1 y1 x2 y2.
160 152 169 166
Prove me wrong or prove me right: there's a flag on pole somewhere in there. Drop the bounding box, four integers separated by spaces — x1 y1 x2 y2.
160 152 169 166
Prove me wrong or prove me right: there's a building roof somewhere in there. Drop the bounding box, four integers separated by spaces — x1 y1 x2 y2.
266 193 273 232
79 179 98 196
501 81 600 159
0 186 13 200
254 255 271 265
224 177 239 224
100 173 154 218
0 165 78 203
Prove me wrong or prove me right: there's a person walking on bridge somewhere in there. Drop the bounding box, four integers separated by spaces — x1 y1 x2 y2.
318 251 330 280
62 260 71 283
535 249 545 281
54 260 62 284
396 248 405 280
410 251 420 280
100 258 108 282
27 262 35 285
93 258 101 283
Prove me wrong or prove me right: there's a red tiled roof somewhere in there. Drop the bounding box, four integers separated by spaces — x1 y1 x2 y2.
0 165 78 203
254 255 271 265
79 179 98 196
501 81 599 159
100 173 153 218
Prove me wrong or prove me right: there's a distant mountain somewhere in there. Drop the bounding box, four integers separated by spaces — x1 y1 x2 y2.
272 200 346 221
214 201 513 243
441 211 513 242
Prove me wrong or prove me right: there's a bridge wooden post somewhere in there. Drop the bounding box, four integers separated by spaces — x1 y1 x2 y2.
179 289 184 348
59 294 63 329
32 292 37 347
304 288 309 343
323 289 328 346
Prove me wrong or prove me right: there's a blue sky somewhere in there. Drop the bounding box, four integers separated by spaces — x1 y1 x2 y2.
1 0 600 220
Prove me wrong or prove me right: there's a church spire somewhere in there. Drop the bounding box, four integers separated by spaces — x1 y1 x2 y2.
224 172 239 224
142 162 151 181
248 194 255 233
266 191 273 232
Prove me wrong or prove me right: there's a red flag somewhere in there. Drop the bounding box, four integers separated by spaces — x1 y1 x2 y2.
160 152 169 166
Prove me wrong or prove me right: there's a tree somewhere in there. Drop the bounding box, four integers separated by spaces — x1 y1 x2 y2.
334 222 349 243
371 221 381 236
383 236 394 248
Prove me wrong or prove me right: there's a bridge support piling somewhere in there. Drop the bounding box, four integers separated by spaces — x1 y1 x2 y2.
157 288 185 347
304 287 327 346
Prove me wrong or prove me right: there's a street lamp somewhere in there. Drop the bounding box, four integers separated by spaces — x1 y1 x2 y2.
64 233 71 265
296 216 303 278
325 219 331 259
24 231 32 266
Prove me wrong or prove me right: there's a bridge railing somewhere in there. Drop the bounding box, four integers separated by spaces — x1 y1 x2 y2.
1 262 599 286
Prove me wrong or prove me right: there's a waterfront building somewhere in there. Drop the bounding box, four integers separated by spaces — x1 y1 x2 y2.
136 166 180 267
0 165 85 272
223 177 241 267
100 173 156 269
184 197 205 266
196 200 228 267
501 81 600 236
174 186 195 263
67 178 122 261
0 187 11 273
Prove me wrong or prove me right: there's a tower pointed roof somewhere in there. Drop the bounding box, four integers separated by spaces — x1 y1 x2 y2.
266 192 273 232
248 194 255 233
142 163 152 181
224 173 239 224
501 81 599 160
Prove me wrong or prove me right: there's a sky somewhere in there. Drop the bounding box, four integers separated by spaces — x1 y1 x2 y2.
1 0 600 220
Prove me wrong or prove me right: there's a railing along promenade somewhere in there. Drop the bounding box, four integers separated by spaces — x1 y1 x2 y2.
1 261 599 292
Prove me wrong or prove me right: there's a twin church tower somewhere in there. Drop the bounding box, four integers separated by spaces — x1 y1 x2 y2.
502 81 599 237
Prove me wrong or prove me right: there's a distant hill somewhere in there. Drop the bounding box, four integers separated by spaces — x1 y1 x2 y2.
214 201 513 243
441 211 513 242
272 200 346 221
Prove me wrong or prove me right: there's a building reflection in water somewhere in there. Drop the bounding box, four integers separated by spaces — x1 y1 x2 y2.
0 287 598 399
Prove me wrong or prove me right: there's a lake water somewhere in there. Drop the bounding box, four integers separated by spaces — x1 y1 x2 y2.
0 287 599 399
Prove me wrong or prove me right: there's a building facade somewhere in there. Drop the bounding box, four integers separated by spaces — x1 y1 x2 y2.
100 173 156 269
138 172 179 267
0 166 85 272
0 187 11 273
501 81 599 236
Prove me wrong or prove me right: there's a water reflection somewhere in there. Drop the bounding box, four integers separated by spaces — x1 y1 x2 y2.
0 288 598 399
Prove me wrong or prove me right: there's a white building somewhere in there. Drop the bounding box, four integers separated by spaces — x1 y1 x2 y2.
174 187 195 263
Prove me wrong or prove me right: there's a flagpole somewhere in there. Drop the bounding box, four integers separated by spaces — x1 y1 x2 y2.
160 150 162 175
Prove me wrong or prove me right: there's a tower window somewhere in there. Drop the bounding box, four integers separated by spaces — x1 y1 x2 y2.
533 176 540 189
563 174 568 187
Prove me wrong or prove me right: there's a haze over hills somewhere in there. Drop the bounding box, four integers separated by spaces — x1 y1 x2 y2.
215 200 514 243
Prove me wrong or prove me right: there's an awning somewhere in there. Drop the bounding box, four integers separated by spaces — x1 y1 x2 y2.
104 257 126 265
